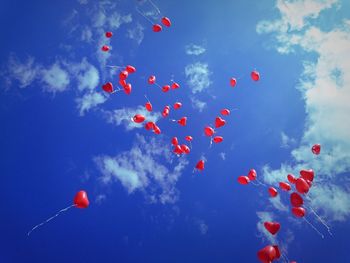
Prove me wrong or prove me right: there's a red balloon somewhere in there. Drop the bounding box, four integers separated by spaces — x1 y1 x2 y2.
230 77 237 87
174 102 182 110
125 65 136 74
144 121 155 130
300 169 314 182
238 176 250 185
161 16 171 27
74 190 89 209
290 192 304 207
123 83 132 95
264 221 281 235
145 102 152 112
153 24 162 32
287 174 297 184
173 145 183 154
273 245 281 259
185 136 193 142
268 187 278 197
215 117 226 128
162 85 170 92
101 45 110 52
204 126 215 137
312 144 321 155
257 245 276 263
248 169 257 181
171 137 178 146
153 124 161 134
195 160 205 171
105 31 113 38
178 117 187 126
251 70 260 81
133 114 145 123
119 79 127 88
213 136 223 143
162 106 170 117
279 182 291 191
102 82 114 93
295 178 310 194
221 109 230 116
119 70 129 80
292 207 306 218
171 82 180 89
181 144 190 154
148 75 156 84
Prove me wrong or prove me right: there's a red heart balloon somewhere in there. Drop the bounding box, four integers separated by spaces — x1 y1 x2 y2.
264 221 281 235
178 117 187 126
268 187 278 197
290 192 304 207
257 245 276 262
195 160 205 171
73 191 89 209
300 169 314 182
102 82 113 93
152 24 162 32
295 178 310 194
215 117 226 128
312 144 321 155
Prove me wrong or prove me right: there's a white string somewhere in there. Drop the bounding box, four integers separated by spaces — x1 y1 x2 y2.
27 205 75 236
136 7 154 25
306 204 333 236
303 217 325 239
148 0 161 15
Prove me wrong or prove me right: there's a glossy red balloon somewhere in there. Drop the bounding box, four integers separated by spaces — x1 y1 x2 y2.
101 45 110 52
185 136 193 142
287 174 297 184
196 160 205 171
273 245 281 259
251 70 260 81
123 83 132 95
257 245 277 263
119 70 129 80
248 169 257 181
264 221 281 235
238 176 250 185
312 144 321 155
178 117 187 126
290 192 304 207
153 24 162 32
102 82 114 93
153 124 161 134
174 102 182 109
133 114 145 123
173 145 183 154
144 121 155 130
300 169 314 182
161 16 171 27
213 136 223 143
221 109 230 116
215 117 226 128
148 75 156 84
119 79 127 88
292 207 306 218
145 102 152 112
268 187 278 197
171 137 178 146
181 144 190 154
74 190 89 209
171 82 180 89
295 178 310 194
162 106 170 117
230 77 237 87
125 65 136 74
105 31 113 38
204 126 214 137
162 85 170 92
279 182 291 191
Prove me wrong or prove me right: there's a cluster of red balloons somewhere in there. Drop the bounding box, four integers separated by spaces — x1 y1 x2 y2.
102 64 136 95
229 70 260 88
153 16 171 32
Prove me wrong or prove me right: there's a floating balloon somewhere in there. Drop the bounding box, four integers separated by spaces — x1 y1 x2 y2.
119 70 129 80
171 82 180 89
290 192 304 207
213 136 223 143
119 79 127 88
195 160 205 171
162 85 170 92
153 24 162 32
248 169 257 181
221 109 230 116
268 187 278 197
123 83 132 95
273 245 281 260
162 106 170 117
215 117 226 128
171 137 178 146
105 31 113 38
178 117 187 126
173 145 183 155
101 45 110 52
264 221 281 235
279 182 291 191
185 136 193 142
230 78 237 87
133 114 145 123
312 144 321 155
161 17 171 27
257 245 277 263
287 174 297 184
144 121 155 130
145 102 152 112
181 144 190 154
204 126 215 137
292 207 306 218
295 178 310 194
238 176 250 185
125 65 136 74
102 82 114 93
174 102 182 110
251 70 260 81
74 190 90 209
153 124 161 134
300 169 314 182
148 75 156 84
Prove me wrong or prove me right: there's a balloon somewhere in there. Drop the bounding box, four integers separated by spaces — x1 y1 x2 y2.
74 190 89 209
161 16 171 27
213 136 223 143
123 83 132 95
133 114 145 123
162 106 170 117
264 222 281 235
171 137 178 146
153 24 162 32
174 102 182 109
248 169 257 181
251 70 260 81
162 85 170 92
144 122 155 130
119 79 127 88
238 176 250 185
257 245 277 263
185 136 193 142
290 192 304 207
148 75 156 84
102 82 114 93
173 145 183 154
171 82 180 89
273 245 281 259
221 109 230 116
119 70 129 80
153 124 161 134
125 65 136 74
181 144 190 154
215 117 226 128
300 169 314 182
292 207 306 218
101 45 110 52
230 77 237 87
287 174 297 184
105 31 113 38
195 160 205 171
178 117 187 126
279 182 291 191
145 102 152 112
295 178 310 194
204 126 215 137
312 144 321 155
268 187 278 197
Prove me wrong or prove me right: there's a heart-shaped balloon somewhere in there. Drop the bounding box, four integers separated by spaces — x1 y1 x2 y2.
295 178 310 194
73 190 89 209
178 117 187 126
312 144 321 155
123 83 132 95
102 82 113 93
300 169 314 182
264 221 281 235
152 24 162 32
290 192 304 207
195 160 205 171
215 117 226 128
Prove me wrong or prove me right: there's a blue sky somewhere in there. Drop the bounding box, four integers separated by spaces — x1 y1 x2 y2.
1 0 350 262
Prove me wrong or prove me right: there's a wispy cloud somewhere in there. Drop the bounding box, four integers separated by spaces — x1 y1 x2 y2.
41 62 70 93
191 97 207 112
281 132 296 149
76 92 106 116
127 22 145 45
185 62 212 94
185 44 206 56
69 58 100 91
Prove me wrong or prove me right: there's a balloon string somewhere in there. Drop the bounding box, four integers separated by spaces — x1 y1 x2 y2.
27 205 75 236
148 0 161 15
106 65 124 69
256 179 267 187
136 7 154 25
154 83 162 89
306 204 333 236
144 94 150 102
303 217 324 239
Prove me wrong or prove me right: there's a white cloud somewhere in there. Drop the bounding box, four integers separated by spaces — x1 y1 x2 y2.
41 63 70 93
76 92 107 116
185 62 212 94
191 97 207 112
127 23 145 45
185 44 206 56
281 132 296 149
219 152 226 160
95 134 189 204
69 58 100 91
